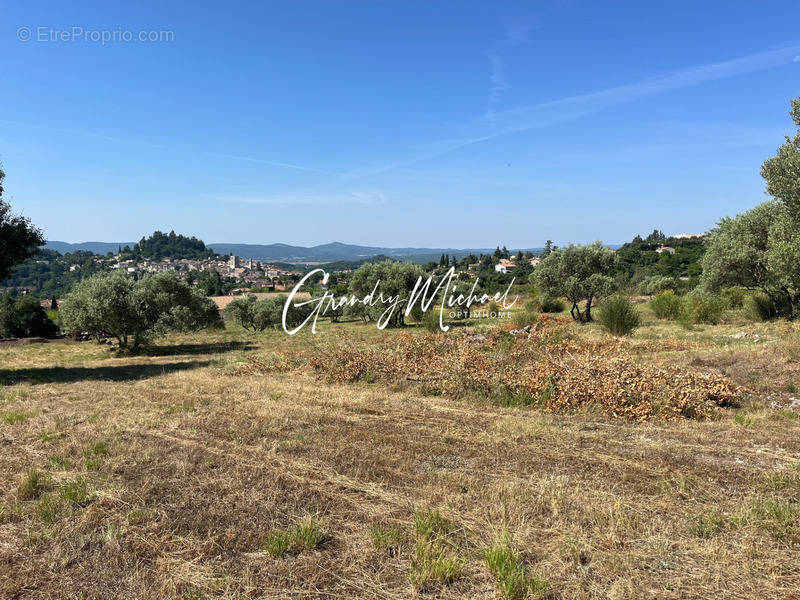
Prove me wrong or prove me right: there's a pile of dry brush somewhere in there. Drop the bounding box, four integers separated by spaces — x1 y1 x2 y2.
235 316 742 421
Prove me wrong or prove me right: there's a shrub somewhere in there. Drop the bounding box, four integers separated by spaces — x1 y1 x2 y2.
0 294 58 338
422 309 442 333
650 290 684 320
746 292 779 321
539 296 565 313
639 275 675 296
684 291 726 325
598 295 641 336
721 286 748 308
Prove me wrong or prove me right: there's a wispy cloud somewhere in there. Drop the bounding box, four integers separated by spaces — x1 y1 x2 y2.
203 152 347 176
486 53 509 126
0 119 345 177
222 189 388 206
362 42 800 177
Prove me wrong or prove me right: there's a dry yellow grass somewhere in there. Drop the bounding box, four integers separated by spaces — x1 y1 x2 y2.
1 312 800 598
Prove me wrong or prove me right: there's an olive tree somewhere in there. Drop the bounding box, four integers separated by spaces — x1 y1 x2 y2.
701 201 800 317
348 260 425 327
534 242 616 322
761 97 800 212
225 294 283 332
60 271 222 350
702 96 800 318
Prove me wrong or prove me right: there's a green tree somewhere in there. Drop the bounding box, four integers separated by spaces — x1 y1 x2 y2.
761 97 800 212
701 200 800 317
347 260 425 327
0 168 46 282
701 97 800 318
534 242 616 322
0 294 58 338
60 271 222 350
197 269 224 296
225 294 285 331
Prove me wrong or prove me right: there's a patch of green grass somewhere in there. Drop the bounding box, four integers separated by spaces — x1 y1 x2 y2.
83 440 109 458
39 430 62 442
1 410 28 425
661 473 698 498
264 529 293 558
409 508 464 591
126 508 154 525
409 539 465 591
368 522 405 556
770 408 800 420
48 455 72 470
692 495 800 540
17 468 51 500
733 412 753 426
293 515 327 550
414 508 455 541
736 497 800 539
264 515 328 558
493 387 537 408
690 509 726 538
83 440 109 470
59 478 93 507
35 493 61 524
762 464 800 492
485 531 548 600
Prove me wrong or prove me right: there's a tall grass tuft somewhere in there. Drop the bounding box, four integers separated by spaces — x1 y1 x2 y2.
264 515 328 558
409 508 464 591
485 531 548 599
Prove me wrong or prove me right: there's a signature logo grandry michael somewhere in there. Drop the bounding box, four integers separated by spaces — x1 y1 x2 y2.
282 266 518 334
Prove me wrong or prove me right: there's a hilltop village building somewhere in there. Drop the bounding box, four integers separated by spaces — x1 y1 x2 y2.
494 256 540 274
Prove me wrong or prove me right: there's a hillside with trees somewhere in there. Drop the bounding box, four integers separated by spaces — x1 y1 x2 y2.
122 230 218 260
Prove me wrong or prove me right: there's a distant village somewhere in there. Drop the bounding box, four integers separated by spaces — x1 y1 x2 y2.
108 254 298 290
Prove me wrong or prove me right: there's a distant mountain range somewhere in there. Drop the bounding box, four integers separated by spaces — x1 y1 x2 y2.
45 240 546 264
205 242 546 263
45 241 137 255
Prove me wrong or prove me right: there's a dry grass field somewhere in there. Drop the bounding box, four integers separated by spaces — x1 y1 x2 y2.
1 305 800 599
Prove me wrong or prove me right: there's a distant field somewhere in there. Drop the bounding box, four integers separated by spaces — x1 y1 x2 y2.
1 305 799 599
210 291 311 310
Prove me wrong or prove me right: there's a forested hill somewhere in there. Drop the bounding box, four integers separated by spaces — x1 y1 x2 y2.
123 231 218 260
614 230 705 280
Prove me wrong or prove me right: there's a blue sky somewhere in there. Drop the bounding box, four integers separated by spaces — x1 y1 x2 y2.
1 1 799 248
